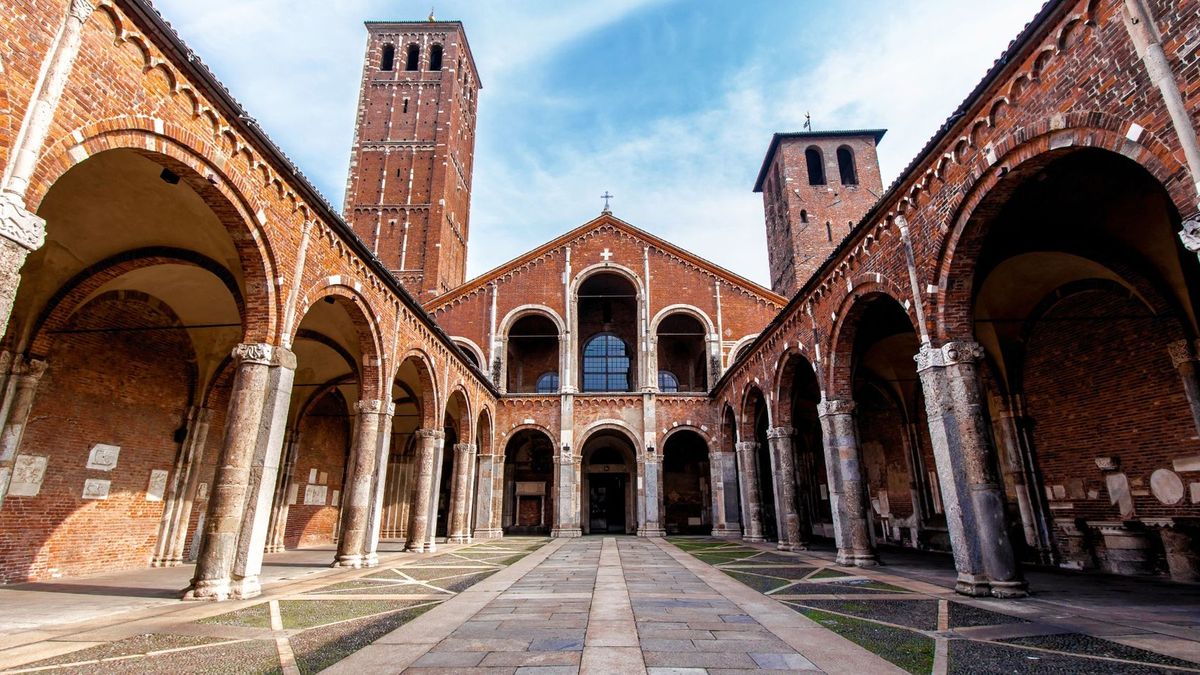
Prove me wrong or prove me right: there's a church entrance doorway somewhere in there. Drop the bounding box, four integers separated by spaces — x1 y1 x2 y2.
581 430 637 535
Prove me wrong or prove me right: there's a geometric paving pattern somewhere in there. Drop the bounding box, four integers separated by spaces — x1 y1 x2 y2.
8 538 548 675
669 537 1200 674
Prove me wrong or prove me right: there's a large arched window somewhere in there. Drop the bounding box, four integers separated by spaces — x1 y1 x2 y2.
405 44 420 71
536 372 559 394
806 146 826 185
837 145 858 185
507 313 560 394
380 44 395 71
429 44 444 71
583 334 630 392
655 313 708 392
658 371 679 393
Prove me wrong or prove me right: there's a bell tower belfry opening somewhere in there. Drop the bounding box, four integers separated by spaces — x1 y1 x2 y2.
344 19 482 298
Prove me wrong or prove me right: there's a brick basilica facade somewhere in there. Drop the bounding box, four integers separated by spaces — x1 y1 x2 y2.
0 0 1199 601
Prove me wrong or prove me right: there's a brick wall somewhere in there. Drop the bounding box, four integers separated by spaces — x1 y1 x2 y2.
284 391 350 548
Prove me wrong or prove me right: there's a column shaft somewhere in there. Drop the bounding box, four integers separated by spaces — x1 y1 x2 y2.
447 442 475 543
816 400 877 567
768 427 803 551
735 441 764 542
364 412 395 566
405 429 443 552
335 400 387 567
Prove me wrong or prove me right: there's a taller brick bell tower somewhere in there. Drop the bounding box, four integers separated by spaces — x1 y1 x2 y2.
344 18 481 299
755 129 885 296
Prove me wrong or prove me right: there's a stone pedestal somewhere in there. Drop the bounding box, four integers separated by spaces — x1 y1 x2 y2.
447 442 476 543
735 441 765 542
767 427 802 551
916 342 1025 598
405 429 444 552
186 343 295 601
1094 522 1156 576
335 400 389 567
816 400 877 567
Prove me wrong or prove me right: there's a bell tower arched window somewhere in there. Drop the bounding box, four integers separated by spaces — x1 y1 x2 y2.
405 44 420 71
429 44 443 71
806 146 826 185
380 44 395 71
837 145 858 185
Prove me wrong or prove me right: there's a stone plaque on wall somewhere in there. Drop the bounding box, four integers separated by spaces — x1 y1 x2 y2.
196 482 209 500
86 444 120 471
1151 469 1185 505
304 484 327 505
146 469 169 501
82 478 111 500
9 455 48 497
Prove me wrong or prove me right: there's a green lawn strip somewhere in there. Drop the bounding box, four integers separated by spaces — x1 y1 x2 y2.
796 599 939 631
395 566 494 581
789 605 934 674
40 639 283 675
18 634 229 668
434 570 498 592
721 569 793 593
809 567 852 579
197 602 272 628
692 550 757 564
290 602 437 674
276 599 428 630
722 564 815 580
501 553 530 565
948 639 1181 675
313 579 404 594
1000 633 1200 668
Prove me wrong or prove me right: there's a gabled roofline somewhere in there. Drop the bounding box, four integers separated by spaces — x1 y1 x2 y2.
363 20 482 89
753 129 888 193
427 213 787 309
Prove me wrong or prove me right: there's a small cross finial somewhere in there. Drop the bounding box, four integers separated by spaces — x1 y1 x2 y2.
428 7 436 21
601 191 613 214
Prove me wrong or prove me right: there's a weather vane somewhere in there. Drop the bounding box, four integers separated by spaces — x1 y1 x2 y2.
804 112 812 131
601 191 613 214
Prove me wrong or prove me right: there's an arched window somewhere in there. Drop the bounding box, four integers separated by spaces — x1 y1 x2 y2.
536 372 559 394
658 371 679 393
800 209 808 224
405 44 420 71
806 146 825 185
429 44 443 71
582 334 630 392
380 44 395 71
837 145 858 185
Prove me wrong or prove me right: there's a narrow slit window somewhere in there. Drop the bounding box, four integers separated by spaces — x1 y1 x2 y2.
402 98 409 113
826 222 833 242
800 209 808 223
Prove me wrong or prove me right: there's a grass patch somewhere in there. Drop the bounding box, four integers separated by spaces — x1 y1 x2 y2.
279 599 428 629
197 602 272 628
434 570 498 592
792 606 934 674
810 568 851 579
19 634 227 668
722 569 793 593
291 603 436 674
693 550 757 564
796 599 939 631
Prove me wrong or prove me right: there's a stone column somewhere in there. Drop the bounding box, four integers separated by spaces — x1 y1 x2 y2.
405 428 443 552
265 431 300 555
187 343 295 601
709 450 742 537
363 404 394 567
767 427 803 551
734 441 764 542
0 357 47 509
639 449 666 537
165 408 214 565
0 1 96 337
334 400 389 567
1168 340 1200 436
816 400 877 567
153 406 212 566
472 450 500 538
447 442 475 543
915 341 1025 598
490 453 506 533
551 445 582 537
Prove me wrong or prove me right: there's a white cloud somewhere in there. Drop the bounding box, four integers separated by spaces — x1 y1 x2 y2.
154 1 1045 288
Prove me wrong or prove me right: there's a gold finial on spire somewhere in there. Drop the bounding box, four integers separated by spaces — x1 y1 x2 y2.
428 7 436 21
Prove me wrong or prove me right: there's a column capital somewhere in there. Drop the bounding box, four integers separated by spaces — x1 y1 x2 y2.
232 342 274 366
816 398 855 417
766 426 795 440
914 341 984 372
354 398 394 416
69 0 96 22
734 440 758 453
453 442 475 454
415 428 445 440
0 193 45 251
1169 339 1196 368
18 357 48 382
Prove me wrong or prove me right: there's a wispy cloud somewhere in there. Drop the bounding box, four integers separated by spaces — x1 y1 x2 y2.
155 1 1044 287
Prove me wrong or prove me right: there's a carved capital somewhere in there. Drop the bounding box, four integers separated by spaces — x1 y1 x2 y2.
69 0 96 22
415 428 445 440
1169 339 1196 368
734 441 758 453
22 358 48 381
914 341 984 371
1180 218 1200 253
766 426 795 440
232 342 273 366
355 399 385 414
0 192 45 251
816 398 855 417
454 442 475 455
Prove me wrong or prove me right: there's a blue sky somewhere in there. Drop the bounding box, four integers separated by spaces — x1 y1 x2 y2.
155 0 1045 287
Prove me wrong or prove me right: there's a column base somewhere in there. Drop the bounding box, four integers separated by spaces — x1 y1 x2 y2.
776 543 795 552
989 578 1029 599
836 549 879 567
472 528 503 539
954 573 992 597
363 553 379 568
405 542 433 553
230 576 261 600
638 527 667 538
711 525 742 538
743 535 765 543
182 578 231 601
446 534 471 544
332 554 365 568
551 526 582 538
151 557 182 568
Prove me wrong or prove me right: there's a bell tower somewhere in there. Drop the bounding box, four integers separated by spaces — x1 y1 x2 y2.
344 18 481 299
755 129 885 296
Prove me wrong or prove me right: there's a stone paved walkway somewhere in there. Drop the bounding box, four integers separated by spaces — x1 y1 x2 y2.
328 537 897 674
